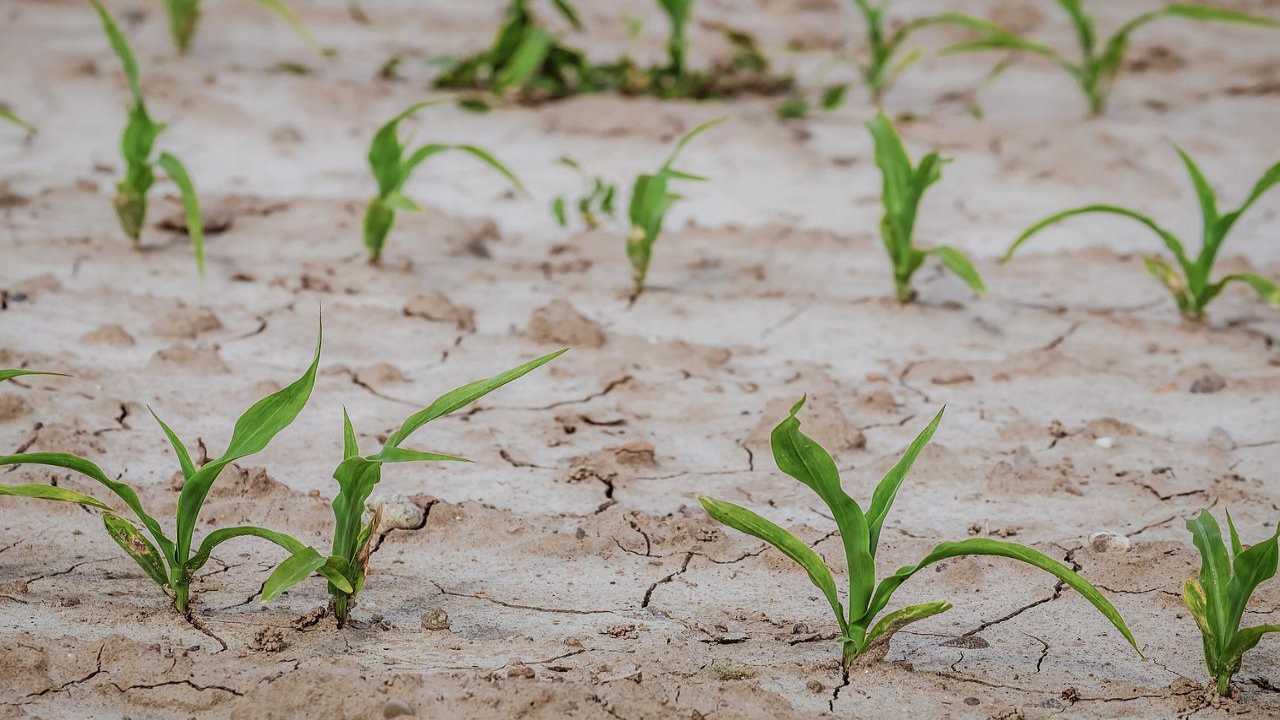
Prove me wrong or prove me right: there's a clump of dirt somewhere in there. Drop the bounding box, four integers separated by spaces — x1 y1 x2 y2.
403 290 476 332
81 323 136 346
527 299 606 348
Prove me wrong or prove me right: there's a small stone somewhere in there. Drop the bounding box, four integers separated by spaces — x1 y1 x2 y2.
964 697 980 706
250 627 286 653
1094 436 1114 449
574 527 587 540
369 494 425 531
507 663 535 679
1190 372 1227 394
1089 532 1131 554
806 679 824 693
791 623 810 635
383 699 415 718
420 607 450 631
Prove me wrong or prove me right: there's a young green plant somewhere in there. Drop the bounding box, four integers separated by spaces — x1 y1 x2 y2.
259 349 567 626
162 0 317 55
1184 510 1280 696
1003 147 1280 320
700 399 1141 668
91 0 206 274
847 1 1020 103
947 2 1279 115
0 105 36 135
434 0 593 101
363 101 523 265
658 0 693 78
626 117 721 301
867 113 984 303
552 156 617 230
0 322 350 615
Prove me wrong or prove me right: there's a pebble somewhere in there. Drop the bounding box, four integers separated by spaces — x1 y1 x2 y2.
1094 436 1114 449
383 700 415 718
1190 372 1227 394
421 607 450 631
1089 531 1131 554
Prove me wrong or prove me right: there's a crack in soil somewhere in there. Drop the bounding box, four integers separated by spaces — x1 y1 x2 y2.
461 375 633 417
641 551 694 609
828 665 851 712
111 678 244 697
432 580 613 615
184 611 229 653
15 644 105 704
25 557 111 584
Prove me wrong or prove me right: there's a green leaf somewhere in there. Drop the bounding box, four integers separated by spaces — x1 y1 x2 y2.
1183 577 1215 652
0 369 66 383
1187 511 1233 644
187 525 305 572
1216 162 1280 239
821 84 848 110
550 0 584 31
0 483 112 511
1142 255 1188 305
1004 204 1193 276
259 548 334 602
342 408 359 460
383 349 566 450
1223 624 1280 670
368 101 444 196
552 196 568 226
90 0 143 105
155 152 205 276
256 0 321 51
103 513 171 588
659 118 725 174
452 144 526 195
699 496 846 634
368 447 471 464
868 538 1141 655
1164 4 1280 28
928 246 986 294
1058 0 1096 54
330 457 383 566
1225 510 1244 559
863 600 952 649
866 407 944 557
1174 146 1219 230
1225 522 1279 635
363 198 395 262
0 106 36 134
149 407 195 481
771 397 874 621
175 321 322 565
1211 273 1280 307
381 191 420 212
495 27 552 91
0 453 173 562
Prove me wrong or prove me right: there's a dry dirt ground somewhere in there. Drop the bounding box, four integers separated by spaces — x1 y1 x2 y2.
3 0 1280 718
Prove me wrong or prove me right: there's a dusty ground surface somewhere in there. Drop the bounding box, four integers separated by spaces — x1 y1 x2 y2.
3 0 1280 718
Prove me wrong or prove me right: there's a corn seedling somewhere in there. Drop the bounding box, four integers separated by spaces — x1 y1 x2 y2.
625 118 721 301
701 399 1140 669
1184 510 1280 696
260 349 567 626
847 1 1020 103
91 0 206 274
162 0 317 55
552 156 616 230
0 369 65 382
436 0 787 102
1003 147 1280 320
0 322 350 615
363 101 523 265
434 0 595 102
868 113 984 303
947 2 1279 115
0 105 36 135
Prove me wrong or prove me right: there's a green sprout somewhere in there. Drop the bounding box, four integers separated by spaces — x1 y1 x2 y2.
947 2 1279 115
162 0 318 55
1184 510 1280 696
363 101 523 265
867 113 984 303
91 0 206 274
658 0 693 78
847 1 1019 103
700 398 1141 669
0 369 65 382
1003 147 1280 320
261 349 567 627
552 156 617 230
625 118 721 301
0 321 349 616
434 0 593 101
0 105 36 135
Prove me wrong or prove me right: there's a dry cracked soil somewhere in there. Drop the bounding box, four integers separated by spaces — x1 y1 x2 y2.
2 0 1279 718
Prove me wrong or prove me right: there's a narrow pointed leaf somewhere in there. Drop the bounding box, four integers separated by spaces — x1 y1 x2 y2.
928 246 985 294
1004 205 1192 275
261 547 328 602
155 152 205 275
0 483 112 511
342 408 359 460
90 0 143 104
149 408 195 481
700 496 846 633
384 348 566 450
0 369 67 383
1187 511 1234 641
103 514 171 588
866 407 944 556
369 447 470 464
863 600 952 648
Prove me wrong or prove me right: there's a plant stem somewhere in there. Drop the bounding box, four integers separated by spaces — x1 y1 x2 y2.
894 277 915 304
173 581 190 615
841 640 858 669
1216 672 1231 696
333 593 349 628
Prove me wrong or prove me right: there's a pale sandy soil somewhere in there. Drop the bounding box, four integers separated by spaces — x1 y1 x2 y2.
2 0 1280 718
